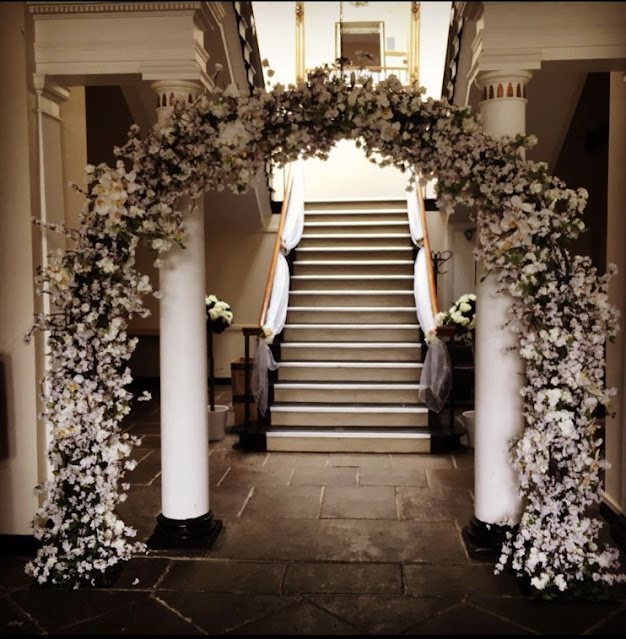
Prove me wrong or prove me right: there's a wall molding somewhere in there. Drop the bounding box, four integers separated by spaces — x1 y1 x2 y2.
28 2 202 15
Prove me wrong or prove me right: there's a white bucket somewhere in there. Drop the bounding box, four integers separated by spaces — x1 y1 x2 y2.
208 404 229 441
462 410 475 448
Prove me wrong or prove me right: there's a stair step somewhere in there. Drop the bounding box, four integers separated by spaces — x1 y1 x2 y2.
269 404 429 427
294 247 414 261
292 260 413 276
304 200 407 212
273 382 424 404
289 290 415 306
280 342 421 362
277 361 423 382
298 234 410 248
286 307 418 324
304 211 409 224
303 220 410 235
290 275 414 291
283 323 421 342
266 429 431 453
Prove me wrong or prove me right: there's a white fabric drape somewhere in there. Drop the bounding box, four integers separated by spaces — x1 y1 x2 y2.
253 250 293 417
281 159 305 253
414 248 435 335
414 245 452 413
253 159 307 416
407 184 424 245
251 159 307 417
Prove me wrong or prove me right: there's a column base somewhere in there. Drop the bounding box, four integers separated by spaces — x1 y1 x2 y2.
147 511 223 550
462 516 517 561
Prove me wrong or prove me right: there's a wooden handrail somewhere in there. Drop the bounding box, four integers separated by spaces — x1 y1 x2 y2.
415 183 439 317
257 163 295 328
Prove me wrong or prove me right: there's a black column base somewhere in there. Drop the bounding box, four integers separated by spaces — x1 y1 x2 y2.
462 516 518 561
147 511 223 550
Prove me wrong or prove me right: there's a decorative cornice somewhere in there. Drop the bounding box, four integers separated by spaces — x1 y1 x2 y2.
32 73 70 120
28 2 203 15
32 73 70 103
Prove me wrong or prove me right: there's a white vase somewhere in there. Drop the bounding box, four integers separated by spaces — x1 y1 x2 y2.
208 404 229 441
462 410 475 448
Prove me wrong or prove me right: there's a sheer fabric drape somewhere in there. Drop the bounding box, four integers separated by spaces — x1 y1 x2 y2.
409 192 452 413
253 160 305 416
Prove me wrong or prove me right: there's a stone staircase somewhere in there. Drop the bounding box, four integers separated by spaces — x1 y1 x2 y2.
265 199 431 453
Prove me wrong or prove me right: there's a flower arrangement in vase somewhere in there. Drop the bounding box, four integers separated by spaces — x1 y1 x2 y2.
205 294 233 439
426 292 477 346
436 292 476 332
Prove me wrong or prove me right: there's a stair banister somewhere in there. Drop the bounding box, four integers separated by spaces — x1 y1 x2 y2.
240 162 297 431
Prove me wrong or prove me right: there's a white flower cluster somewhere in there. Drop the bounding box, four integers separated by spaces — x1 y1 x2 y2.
435 293 476 331
27 62 623 594
205 294 233 334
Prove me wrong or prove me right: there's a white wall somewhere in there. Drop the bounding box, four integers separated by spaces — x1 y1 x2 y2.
205 219 279 378
449 225 477 305
303 140 410 201
0 3 42 535
418 1 451 98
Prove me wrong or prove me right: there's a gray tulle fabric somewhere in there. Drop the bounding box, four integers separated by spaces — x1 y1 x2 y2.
252 338 278 417
418 339 452 413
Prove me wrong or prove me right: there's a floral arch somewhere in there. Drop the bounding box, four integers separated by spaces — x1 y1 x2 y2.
27 64 624 596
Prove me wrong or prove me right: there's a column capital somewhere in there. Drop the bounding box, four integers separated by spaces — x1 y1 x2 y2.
32 74 70 120
476 70 533 103
150 79 205 125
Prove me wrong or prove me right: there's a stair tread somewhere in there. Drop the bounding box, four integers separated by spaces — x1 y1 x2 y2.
290 290 414 294
282 342 421 347
304 221 409 227
287 306 416 311
294 260 413 265
285 323 421 328
267 430 429 438
302 233 409 238
270 405 428 413
304 213 408 217
289 289 415 297
274 382 424 388
292 275 413 279
278 361 423 368
296 247 411 251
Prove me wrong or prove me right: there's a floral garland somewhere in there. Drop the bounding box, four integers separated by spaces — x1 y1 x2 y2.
26 61 624 594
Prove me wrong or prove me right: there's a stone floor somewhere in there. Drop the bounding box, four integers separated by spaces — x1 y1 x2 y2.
2 382 626 635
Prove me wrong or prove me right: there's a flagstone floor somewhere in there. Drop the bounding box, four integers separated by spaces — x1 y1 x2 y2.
2 381 626 635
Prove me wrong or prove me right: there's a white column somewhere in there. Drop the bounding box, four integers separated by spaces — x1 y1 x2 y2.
149 80 219 545
33 75 71 483
605 72 626 517
466 70 532 551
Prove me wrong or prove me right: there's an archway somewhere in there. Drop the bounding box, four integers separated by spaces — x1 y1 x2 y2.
26 64 623 596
